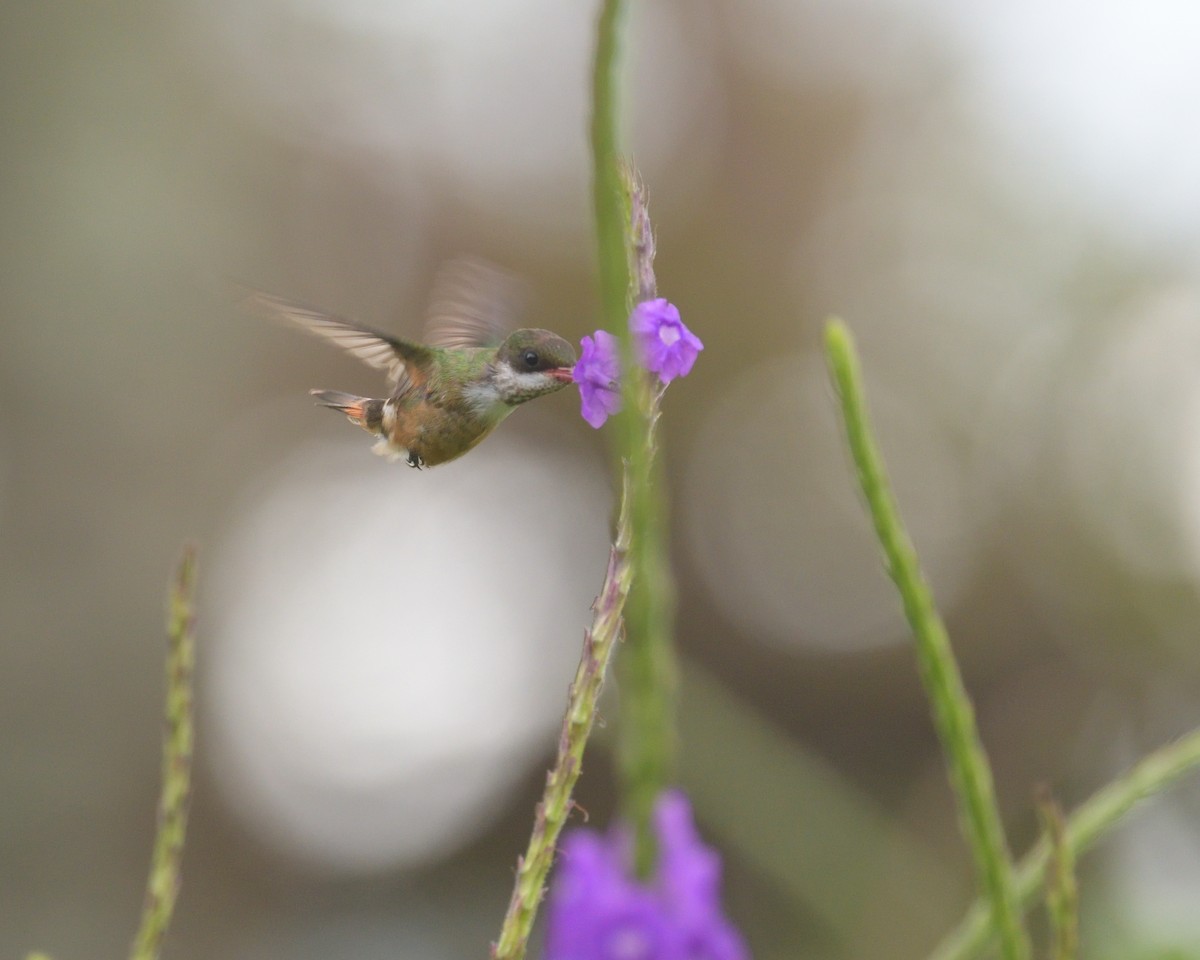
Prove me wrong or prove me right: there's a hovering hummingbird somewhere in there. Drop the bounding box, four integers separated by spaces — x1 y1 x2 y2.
250 258 577 468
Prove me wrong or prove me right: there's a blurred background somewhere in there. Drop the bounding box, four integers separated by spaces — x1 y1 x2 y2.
4 0 1200 957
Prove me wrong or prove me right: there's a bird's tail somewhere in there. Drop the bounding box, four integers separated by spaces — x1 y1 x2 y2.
310 390 386 434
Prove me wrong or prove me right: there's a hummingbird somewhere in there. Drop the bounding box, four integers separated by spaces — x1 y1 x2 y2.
250 258 577 468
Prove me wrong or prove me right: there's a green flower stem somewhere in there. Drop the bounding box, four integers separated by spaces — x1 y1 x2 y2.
130 546 197 960
590 0 677 877
493 3 680 952
930 728 1200 960
614 179 677 877
617 382 676 879
492 470 636 960
1037 790 1079 960
590 0 629 333
823 320 1031 960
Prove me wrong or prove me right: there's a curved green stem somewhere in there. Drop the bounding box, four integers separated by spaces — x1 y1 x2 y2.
930 728 1200 960
824 320 1031 960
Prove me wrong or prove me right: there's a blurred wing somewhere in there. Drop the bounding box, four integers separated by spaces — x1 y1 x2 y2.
246 290 427 391
423 256 527 349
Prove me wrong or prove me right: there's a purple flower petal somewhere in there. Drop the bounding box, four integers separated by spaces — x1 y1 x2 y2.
544 790 748 960
679 919 750 960
592 891 684 960
546 833 628 959
654 791 723 921
573 330 623 428
629 299 703 384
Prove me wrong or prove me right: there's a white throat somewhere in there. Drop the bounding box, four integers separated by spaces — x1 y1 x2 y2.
472 363 560 409
462 379 505 415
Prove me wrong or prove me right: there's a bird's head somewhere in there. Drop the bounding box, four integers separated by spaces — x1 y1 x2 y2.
492 329 577 404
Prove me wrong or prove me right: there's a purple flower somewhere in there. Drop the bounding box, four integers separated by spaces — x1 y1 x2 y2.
545 790 749 960
573 330 623 429
629 299 703 383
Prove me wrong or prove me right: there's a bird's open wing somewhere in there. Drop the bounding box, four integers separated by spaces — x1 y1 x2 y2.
423 256 527 349
246 290 431 393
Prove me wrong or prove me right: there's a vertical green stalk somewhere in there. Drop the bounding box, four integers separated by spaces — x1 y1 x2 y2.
130 546 197 960
590 0 629 333
493 3 680 953
614 167 677 878
617 432 676 880
823 320 1031 960
590 0 677 876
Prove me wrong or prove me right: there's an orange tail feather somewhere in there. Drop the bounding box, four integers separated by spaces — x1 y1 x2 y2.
310 390 385 433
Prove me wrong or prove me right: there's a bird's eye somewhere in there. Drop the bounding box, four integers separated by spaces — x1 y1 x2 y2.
522 349 539 369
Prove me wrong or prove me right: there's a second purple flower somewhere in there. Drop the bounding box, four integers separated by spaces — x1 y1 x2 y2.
630 299 703 384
